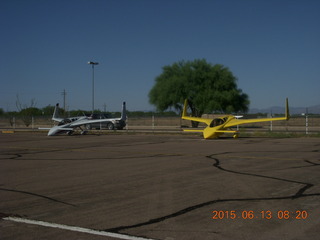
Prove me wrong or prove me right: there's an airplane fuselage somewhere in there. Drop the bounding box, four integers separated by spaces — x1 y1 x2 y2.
48 117 92 136
202 116 236 139
47 125 73 136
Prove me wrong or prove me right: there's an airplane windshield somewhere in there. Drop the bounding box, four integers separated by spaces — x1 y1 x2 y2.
58 119 71 126
209 118 225 128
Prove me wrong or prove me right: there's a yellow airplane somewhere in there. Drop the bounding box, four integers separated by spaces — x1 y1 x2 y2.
182 98 289 139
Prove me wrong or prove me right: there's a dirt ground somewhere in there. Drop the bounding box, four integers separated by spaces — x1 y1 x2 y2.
0 132 320 240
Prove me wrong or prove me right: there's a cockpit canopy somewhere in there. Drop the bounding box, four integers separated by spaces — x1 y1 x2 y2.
58 118 79 126
209 117 228 128
58 119 71 125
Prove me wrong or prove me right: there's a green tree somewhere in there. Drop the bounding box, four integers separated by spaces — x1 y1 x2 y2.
16 96 42 127
149 59 249 118
42 105 56 116
19 107 42 117
18 107 42 127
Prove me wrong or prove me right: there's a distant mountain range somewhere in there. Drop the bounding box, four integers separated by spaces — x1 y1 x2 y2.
249 104 320 115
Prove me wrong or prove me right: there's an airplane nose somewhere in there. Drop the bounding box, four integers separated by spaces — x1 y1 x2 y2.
48 127 57 136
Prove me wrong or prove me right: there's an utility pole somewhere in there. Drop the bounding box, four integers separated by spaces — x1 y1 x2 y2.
270 110 273 132
88 61 99 114
61 89 67 112
306 108 309 135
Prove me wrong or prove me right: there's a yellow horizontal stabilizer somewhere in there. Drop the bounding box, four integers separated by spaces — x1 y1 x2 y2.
215 130 238 133
183 129 204 133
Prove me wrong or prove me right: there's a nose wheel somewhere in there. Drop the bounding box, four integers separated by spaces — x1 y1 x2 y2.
67 131 74 136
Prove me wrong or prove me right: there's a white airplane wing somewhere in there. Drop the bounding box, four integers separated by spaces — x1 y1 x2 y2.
69 118 115 128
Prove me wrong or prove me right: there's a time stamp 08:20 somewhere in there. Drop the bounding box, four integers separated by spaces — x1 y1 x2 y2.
212 210 308 220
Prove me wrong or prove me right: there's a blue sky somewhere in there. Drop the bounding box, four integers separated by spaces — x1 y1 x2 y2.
1 0 319 112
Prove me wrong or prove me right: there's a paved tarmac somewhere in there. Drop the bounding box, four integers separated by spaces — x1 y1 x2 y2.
0 132 320 240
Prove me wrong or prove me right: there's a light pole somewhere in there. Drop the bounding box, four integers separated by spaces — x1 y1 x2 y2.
88 61 99 113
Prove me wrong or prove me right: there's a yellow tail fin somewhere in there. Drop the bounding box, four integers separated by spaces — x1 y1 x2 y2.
285 98 290 120
182 99 188 118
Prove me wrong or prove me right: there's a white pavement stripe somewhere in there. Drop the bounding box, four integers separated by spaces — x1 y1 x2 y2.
3 216 154 240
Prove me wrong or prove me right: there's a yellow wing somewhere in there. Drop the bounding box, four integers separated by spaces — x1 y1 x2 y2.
225 98 290 128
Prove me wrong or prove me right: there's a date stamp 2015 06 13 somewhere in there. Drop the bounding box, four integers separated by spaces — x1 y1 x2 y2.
212 210 308 220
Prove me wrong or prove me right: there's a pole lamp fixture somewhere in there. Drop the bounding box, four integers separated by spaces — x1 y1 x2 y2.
88 61 99 113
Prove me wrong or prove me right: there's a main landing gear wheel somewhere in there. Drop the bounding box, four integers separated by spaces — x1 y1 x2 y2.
107 123 114 130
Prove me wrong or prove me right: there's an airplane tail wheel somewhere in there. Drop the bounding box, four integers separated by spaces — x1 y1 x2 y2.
233 133 239 139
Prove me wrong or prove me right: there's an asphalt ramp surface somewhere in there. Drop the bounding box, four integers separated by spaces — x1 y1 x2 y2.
1 132 320 239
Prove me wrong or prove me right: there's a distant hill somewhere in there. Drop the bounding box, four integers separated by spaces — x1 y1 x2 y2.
249 104 320 115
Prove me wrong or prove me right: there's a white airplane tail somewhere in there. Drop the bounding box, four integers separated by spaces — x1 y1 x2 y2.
52 103 63 122
120 102 127 120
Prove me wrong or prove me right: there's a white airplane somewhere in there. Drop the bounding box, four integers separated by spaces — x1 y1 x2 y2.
41 102 127 136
